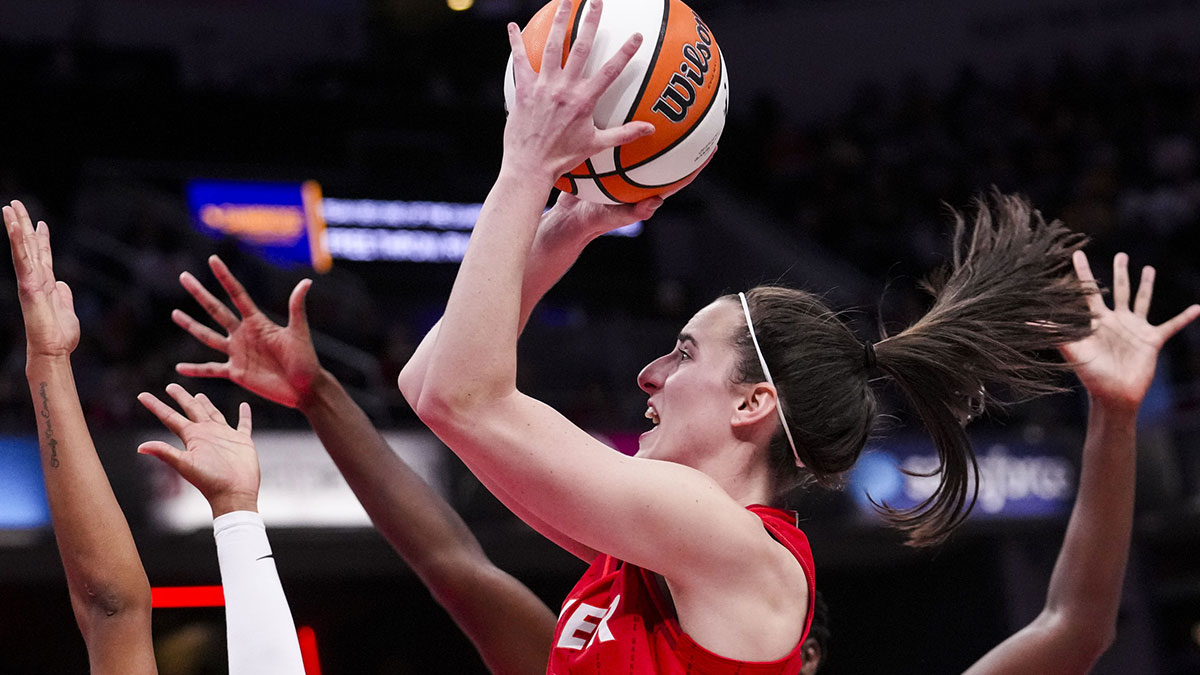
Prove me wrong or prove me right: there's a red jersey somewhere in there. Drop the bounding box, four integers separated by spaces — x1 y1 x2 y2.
547 505 816 675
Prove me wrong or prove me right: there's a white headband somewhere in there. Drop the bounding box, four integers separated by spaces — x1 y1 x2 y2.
738 292 802 468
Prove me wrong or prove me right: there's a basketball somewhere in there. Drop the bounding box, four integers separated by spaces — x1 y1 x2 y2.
504 0 728 204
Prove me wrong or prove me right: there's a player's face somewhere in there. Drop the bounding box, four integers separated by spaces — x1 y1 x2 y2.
636 298 745 463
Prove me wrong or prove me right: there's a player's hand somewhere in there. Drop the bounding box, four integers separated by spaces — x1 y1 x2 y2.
541 147 714 242
173 255 320 409
4 200 80 359
1061 251 1200 412
540 191 658 243
137 384 260 517
502 0 654 179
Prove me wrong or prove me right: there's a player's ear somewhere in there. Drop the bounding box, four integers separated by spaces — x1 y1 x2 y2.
731 383 779 428
799 637 822 675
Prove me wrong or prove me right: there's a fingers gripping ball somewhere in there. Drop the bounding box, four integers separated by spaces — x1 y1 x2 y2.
505 0 728 204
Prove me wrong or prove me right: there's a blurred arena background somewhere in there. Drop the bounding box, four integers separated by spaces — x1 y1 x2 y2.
1 0 1199 672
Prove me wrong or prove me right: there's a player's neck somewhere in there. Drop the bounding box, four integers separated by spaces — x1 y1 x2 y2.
694 438 775 508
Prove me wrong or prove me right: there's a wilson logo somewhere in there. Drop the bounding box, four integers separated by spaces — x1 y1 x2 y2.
651 12 716 123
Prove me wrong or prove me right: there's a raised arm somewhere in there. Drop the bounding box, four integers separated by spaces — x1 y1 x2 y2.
396 192 668 563
395 54 707 562
4 200 157 675
963 252 1200 675
397 190 664 408
136 384 304 675
414 0 783 615
171 257 558 675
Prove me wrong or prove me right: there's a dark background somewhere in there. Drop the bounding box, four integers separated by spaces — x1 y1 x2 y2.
1 0 1199 673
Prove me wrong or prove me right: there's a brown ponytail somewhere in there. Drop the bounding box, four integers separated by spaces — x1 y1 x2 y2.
870 192 1093 545
732 191 1094 547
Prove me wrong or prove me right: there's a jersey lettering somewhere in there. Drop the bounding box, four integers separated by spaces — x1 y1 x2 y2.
555 595 621 650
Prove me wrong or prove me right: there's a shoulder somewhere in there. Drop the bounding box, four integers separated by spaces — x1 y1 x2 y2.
747 504 813 583
748 506 813 558
748 504 815 598
670 503 812 612
652 505 813 660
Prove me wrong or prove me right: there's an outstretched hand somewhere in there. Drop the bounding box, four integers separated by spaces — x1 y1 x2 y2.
503 0 654 179
173 255 319 409
3 200 79 358
1061 251 1200 411
137 384 260 517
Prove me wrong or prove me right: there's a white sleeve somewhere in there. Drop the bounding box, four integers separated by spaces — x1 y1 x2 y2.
213 510 305 675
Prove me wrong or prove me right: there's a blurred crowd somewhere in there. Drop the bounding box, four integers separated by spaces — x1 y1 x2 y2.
719 46 1200 313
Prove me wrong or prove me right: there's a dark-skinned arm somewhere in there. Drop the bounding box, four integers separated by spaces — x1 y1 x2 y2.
170 256 557 675
303 369 556 675
5 200 157 675
964 252 1199 675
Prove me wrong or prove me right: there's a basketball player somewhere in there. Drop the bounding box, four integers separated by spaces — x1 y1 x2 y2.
804 251 1195 674
4 199 305 675
396 0 1106 668
169 253 559 675
6 200 157 673
957 251 1194 673
395 0 1200 670
135 383 307 675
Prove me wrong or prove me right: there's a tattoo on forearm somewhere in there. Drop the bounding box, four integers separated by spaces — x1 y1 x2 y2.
37 381 60 468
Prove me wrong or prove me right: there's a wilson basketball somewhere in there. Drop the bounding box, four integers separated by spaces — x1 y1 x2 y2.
504 0 728 204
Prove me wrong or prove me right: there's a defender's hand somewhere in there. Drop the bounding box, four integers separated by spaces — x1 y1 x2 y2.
137 384 260 517
174 255 320 409
1061 251 1199 411
4 200 79 358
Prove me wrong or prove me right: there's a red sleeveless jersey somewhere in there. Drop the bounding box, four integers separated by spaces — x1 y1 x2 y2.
546 505 816 674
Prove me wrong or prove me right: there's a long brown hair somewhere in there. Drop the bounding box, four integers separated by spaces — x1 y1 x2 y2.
731 192 1094 546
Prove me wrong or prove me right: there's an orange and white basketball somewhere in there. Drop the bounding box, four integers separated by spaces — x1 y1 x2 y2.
504 0 728 204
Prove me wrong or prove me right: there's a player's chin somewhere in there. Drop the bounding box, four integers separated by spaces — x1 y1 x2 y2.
634 426 658 458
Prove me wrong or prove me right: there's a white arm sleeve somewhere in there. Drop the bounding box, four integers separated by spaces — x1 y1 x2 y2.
213 510 305 675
